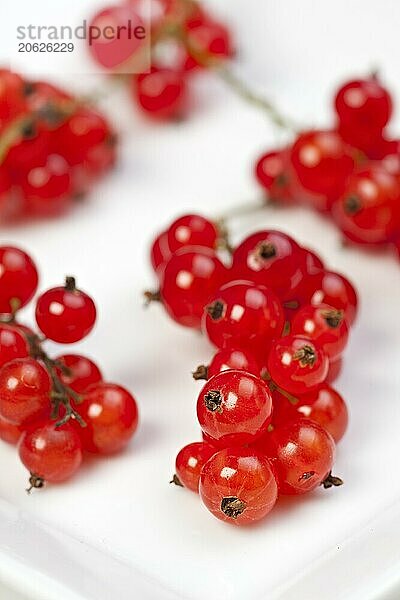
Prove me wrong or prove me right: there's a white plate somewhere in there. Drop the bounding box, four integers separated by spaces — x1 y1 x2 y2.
1 1 400 598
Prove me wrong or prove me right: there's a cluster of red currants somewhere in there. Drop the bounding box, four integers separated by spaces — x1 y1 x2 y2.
0 69 115 221
88 0 233 120
255 75 400 256
0 246 138 491
148 213 357 525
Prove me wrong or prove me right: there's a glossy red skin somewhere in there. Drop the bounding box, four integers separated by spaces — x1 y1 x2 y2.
0 246 39 313
290 130 354 198
199 447 278 525
21 154 73 216
175 441 216 491
267 335 329 395
54 108 112 168
203 281 284 354
255 149 296 204
167 214 218 254
19 422 83 483
311 270 358 326
0 415 25 444
379 139 400 179
197 370 273 446
208 348 260 378
184 17 233 71
296 385 348 443
333 165 400 244
291 303 349 361
78 383 139 454
133 67 188 121
335 78 392 133
150 231 171 273
0 70 25 129
4 125 52 178
326 357 343 384
232 230 305 296
35 285 96 344
0 358 51 425
281 247 325 306
261 419 336 494
54 354 102 394
0 324 29 368
161 247 228 329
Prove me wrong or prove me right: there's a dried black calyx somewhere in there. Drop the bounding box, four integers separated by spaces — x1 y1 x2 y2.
344 195 361 215
321 309 344 329
65 276 77 292
206 300 225 321
221 496 247 519
298 471 316 482
204 390 223 412
192 365 209 381
322 472 344 489
27 473 45 494
257 241 277 260
170 474 183 487
21 121 36 139
293 344 316 367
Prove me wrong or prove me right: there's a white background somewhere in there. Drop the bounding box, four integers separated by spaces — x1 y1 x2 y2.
1 1 400 599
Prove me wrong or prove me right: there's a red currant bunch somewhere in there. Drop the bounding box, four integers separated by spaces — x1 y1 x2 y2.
88 0 234 121
254 74 400 260
148 213 355 525
0 246 139 491
0 69 116 222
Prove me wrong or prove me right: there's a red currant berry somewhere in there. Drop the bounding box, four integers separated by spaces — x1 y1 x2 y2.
326 357 342 384
55 354 102 394
335 77 392 134
150 231 171 275
311 270 358 326
379 139 400 178
291 303 349 361
0 246 39 313
19 422 83 486
203 281 284 355
255 149 296 204
199 447 278 525
0 415 25 445
133 67 188 121
232 230 305 296
290 130 354 198
160 247 227 329
296 385 348 443
207 348 260 379
78 383 139 454
197 370 273 446
281 247 325 307
0 323 29 368
263 419 336 494
184 17 233 71
20 154 73 216
0 358 51 425
167 214 219 254
174 441 216 492
35 277 96 344
267 335 329 395
333 165 400 244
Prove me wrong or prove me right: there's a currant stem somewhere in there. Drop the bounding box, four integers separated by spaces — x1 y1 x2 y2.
170 474 184 487
192 364 209 381
144 290 162 305
261 369 299 405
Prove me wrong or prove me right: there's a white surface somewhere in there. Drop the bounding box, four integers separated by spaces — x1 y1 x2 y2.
1 1 400 599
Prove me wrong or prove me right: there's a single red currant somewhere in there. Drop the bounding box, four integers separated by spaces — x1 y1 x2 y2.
207 348 260 379
296 385 348 442
160 247 228 329
167 214 219 254
0 358 51 425
20 154 73 216
184 17 233 70
255 149 296 204
267 335 329 395
54 354 102 394
19 422 83 486
0 246 39 313
262 419 337 494
335 77 392 134
197 370 273 446
281 247 325 307
35 277 96 343
78 383 139 454
173 441 216 491
291 303 349 361
203 281 284 355
232 230 305 296
199 447 278 525
0 323 29 368
311 270 358 326
0 415 25 445
290 130 354 199
133 67 188 121
333 165 400 244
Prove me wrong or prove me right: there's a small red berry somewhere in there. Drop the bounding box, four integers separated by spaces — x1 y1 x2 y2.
0 246 39 313
174 441 216 491
167 214 219 254
0 323 29 368
184 17 233 70
335 77 392 134
35 277 96 344
55 354 102 394
199 447 278 525
197 370 273 446
255 149 296 204
20 154 73 216
207 348 260 379
311 270 358 326
296 385 348 443
133 67 188 121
